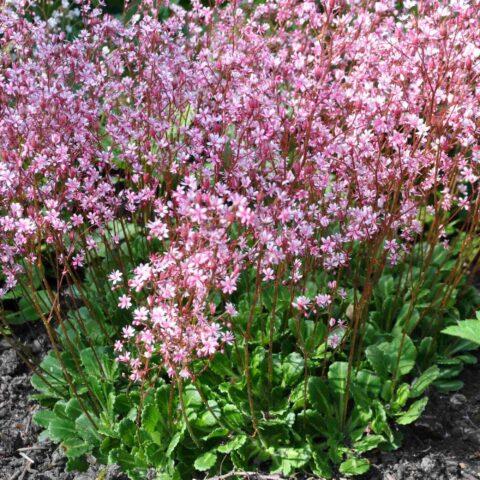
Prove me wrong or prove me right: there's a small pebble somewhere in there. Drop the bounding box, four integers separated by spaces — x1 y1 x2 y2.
450 393 467 409
465 429 480 447
51 446 66 466
420 455 436 472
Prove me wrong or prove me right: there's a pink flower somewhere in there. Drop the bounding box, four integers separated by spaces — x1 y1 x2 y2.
262 268 275 281
315 294 332 308
147 219 169 239
328 334 341 349
72 252 84 269
108 270 123 286
122 326 135 339
2 0 477 383
133 307 149 323
221 276 237 294
118 295 132 309
292 296 310 311
225 302 238 317
86 236 97 251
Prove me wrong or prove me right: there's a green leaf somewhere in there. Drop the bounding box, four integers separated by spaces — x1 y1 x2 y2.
210 353 235 377
410 366 440 398
80 347 114 379
11 290 53 324
33 409 57 428
109 447 139 475
289 381 307 410
75 413 101 444
311 448 333 478
118 418 136 447
396 397 428 425
434 379 464 392
366 336 416 379
194 401 221 429
183 385 202 409
203 427 229 441
328 362 349 396
142 402 160 438
417 336 434 367
442 319 480 345
31 353 68 398
62 437 91 459
353 435 384 453
370 401 393 442
66 456 89 472
194 451 217 471
391 383 410 412
339 457 370 475
282 352 304 387
393 305 419 336
48 415 76 443
65 398 82 420
222 404 245 430
289 318 326 352
365 344 390 378
392 335 417 376
271 448 311 476
144 442 167 468
308 377 331 413
217 434 247 453
166 431 183 457
354 370 382 399
456 353 478 365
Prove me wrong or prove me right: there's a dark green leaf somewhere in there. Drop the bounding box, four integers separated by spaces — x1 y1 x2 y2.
282 352 304 387
353 435 384 453
410 366 440 398
308 377 331 413
118 418 136 447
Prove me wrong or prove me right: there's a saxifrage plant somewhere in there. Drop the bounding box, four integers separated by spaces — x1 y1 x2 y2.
30 242 479 478
1 0 480 478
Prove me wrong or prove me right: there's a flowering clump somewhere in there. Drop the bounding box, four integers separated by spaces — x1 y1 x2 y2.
1 0 479 382
113 181 241 379
3 1 480 478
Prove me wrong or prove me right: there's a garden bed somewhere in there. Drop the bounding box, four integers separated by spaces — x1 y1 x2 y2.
364 355 480 480
1 1 480 479
1 325 479 480
0 324 125 480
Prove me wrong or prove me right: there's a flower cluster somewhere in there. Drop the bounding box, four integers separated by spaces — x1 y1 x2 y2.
112 181 242 379
1 0 479 378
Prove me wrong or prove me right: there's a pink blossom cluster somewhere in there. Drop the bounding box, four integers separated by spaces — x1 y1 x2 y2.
113 180 241 379
1 0 479 378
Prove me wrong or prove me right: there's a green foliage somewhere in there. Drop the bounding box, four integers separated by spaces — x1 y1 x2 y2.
2 2 478 476
31 328 451 478
2 263 52 325
442 313 480 345
27 232 479 478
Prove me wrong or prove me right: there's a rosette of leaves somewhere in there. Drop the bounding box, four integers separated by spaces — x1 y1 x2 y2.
31 329 445 479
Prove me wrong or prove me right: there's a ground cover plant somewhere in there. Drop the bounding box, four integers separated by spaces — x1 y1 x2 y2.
1 0 480 478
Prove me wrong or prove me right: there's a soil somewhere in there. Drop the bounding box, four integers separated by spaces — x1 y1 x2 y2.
364 356 480 480
1 325 479 480
0 324 127 480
